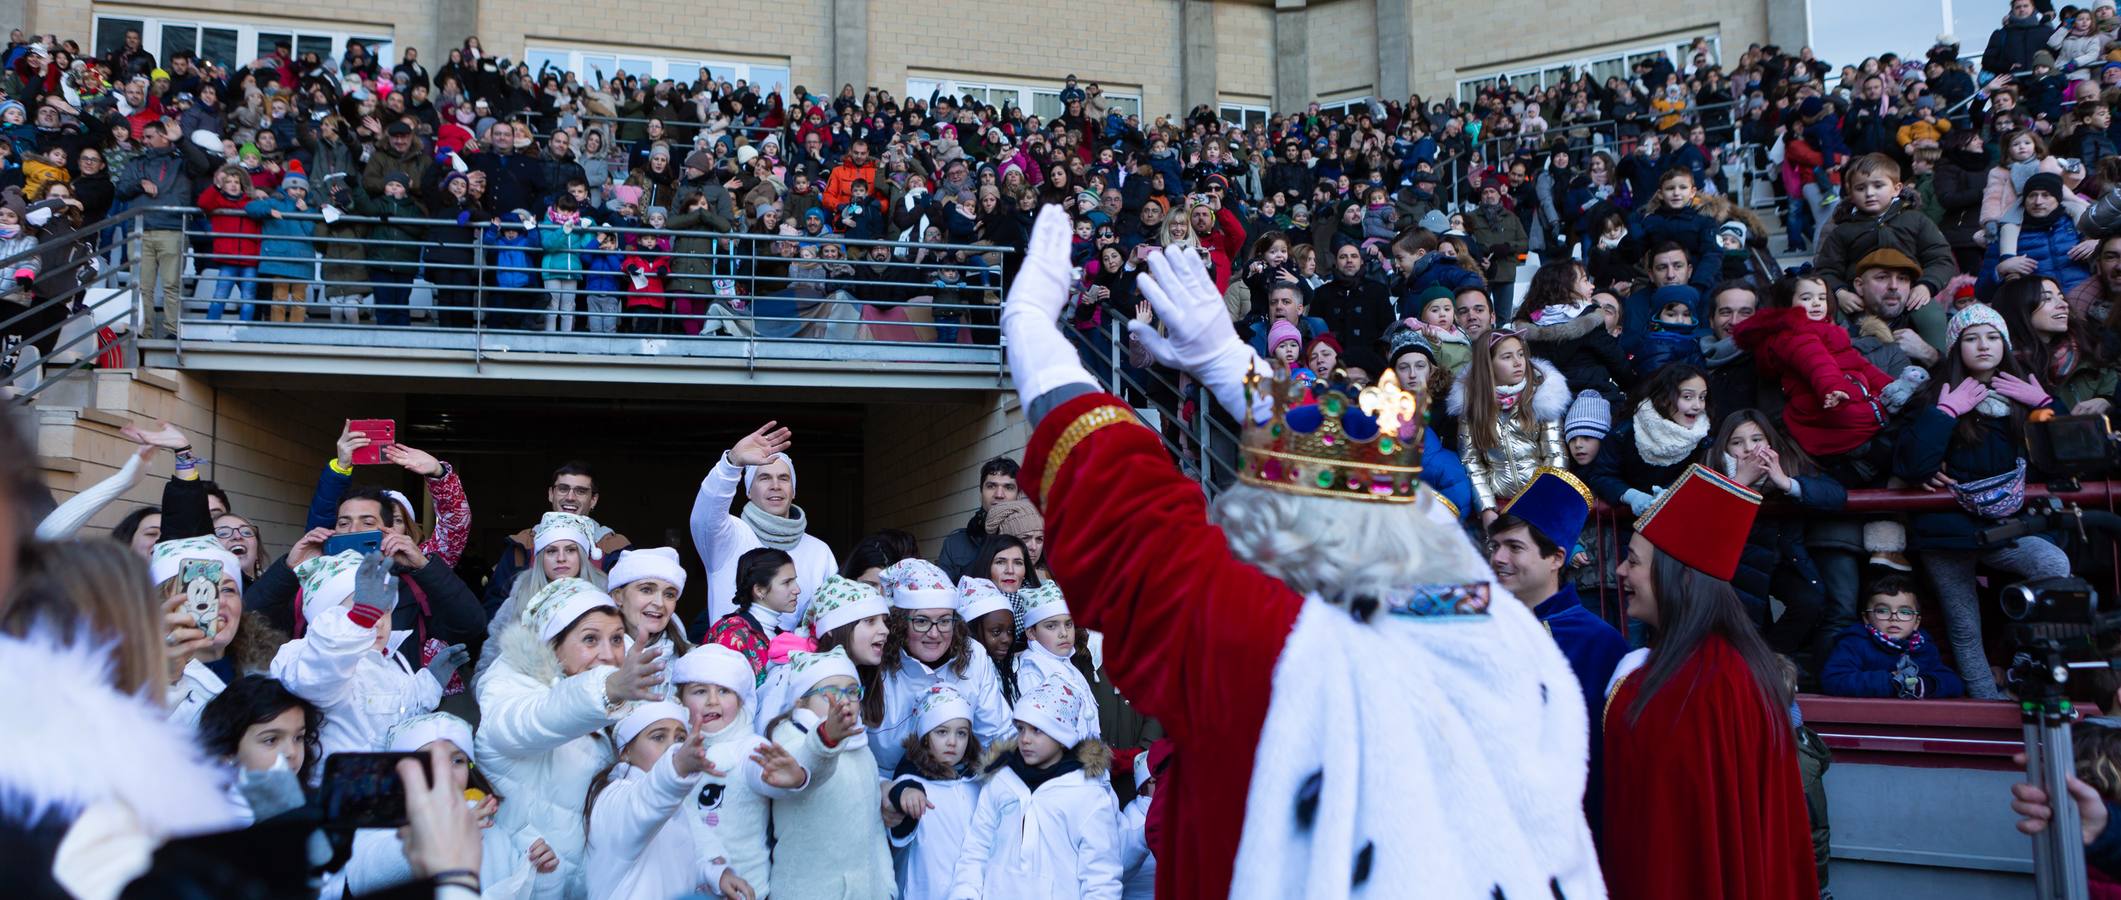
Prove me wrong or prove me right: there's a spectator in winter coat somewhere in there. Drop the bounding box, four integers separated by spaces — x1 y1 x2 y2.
1467 183 1529 314
1702 409 1844 658
1814 155 1960 319
361 122 431 208
1731 273 1902 460
1631 286 1708 379
1312 243 1396 357
1821 574 1968 699
1983 0 2051 76
1626 167 1720 294
1980 171 2095 298
822 139 877 211
1587 363 1713 515
243 171 318 323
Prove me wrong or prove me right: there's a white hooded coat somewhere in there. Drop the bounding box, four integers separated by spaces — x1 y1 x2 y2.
871 650 1015 779
584 748 732 900
946 740 1121 900
474 620 623 900
268 607 443 782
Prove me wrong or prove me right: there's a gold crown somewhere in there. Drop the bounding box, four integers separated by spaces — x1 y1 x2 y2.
1237 366 1426 502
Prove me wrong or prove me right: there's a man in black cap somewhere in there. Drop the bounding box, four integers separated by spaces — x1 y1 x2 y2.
362 120 430 207
1393 166 1443 230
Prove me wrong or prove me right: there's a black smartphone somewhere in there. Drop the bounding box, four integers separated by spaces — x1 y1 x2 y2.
323 530 384 557
321 751 428 829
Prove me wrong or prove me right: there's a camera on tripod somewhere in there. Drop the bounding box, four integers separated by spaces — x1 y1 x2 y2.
2005 577 2121 651
2028 414 2121 491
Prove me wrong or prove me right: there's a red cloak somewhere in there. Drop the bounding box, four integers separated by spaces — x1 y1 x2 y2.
1022 391 1304 900
1602 635 1820 900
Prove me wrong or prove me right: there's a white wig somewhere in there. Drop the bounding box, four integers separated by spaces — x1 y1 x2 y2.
1209 484 1493 609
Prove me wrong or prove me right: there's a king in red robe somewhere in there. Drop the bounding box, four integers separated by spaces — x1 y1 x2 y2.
1003 205 1606 900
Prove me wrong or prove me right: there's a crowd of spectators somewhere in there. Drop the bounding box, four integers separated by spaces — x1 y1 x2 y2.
14 2 2121 896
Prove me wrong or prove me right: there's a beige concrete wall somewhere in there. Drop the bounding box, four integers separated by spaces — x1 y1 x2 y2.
1306 0 1375 101
862 392 1028 558
868 0 1182 122
35 368 385 555
1213 0 1273 105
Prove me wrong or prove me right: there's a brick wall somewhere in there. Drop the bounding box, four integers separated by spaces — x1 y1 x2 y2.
1212 0 1273 105
36 369 384 554
1306 0 1376 100
867 0 1183 122
35 0 439 68
861 392 1027 557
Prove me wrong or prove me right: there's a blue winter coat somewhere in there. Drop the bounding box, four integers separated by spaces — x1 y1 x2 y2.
1419 428 1475 521
483 225 538 290
1396 253 1484 302
1892 401 2067 550
581 250 626 294
1977 213 2094 299
1820 624 1967 699
1630 324 1705 380
244 193 318 280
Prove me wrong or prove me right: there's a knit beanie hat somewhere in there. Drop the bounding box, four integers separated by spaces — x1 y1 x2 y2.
1945 302 2009 349
1268 319 1302 351
613 700 689 751
293 550 365 623
1418 209 1450 233
957 576 1012 623
743 453 798 497
984 499 1044 544
913 683 974 737
533 511 604 561
1564 390 1614 441
671 644 758 714
385 712 475 755
2024 171 2067 201
684 149 714 174
735 144 759 166
1015 581 1069 634
608 547 686 593
1014 680 1085 747
804 575 889 638
149 535 245 592
523 577 620 642
1386 326 1437 367
280 168 309 190
878 558 955 611
777 646 859 712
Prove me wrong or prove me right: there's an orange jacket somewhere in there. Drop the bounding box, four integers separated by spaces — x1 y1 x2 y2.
822 158 877 211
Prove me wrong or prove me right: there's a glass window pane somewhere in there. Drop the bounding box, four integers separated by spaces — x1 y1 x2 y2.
525 50 569 77
296 35 333 64
579 55 616 84
200 29 238 71
160 25 197 59
618 57 655 79
752 67 789 95
1031 91 1062 121
1112 96 1141 117
363 39 393 64
257 32 292 61
95 18 143 59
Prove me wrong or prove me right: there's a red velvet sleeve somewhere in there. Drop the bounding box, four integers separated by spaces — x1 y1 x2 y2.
1022 392 1302 742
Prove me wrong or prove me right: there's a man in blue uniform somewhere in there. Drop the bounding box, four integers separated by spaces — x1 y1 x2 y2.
1487 467 1629 834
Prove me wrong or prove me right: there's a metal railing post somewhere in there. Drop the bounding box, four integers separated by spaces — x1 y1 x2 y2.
474 233 487 369
1106 314 1122 395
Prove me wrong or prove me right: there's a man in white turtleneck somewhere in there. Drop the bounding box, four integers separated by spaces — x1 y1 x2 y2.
688 421 839 636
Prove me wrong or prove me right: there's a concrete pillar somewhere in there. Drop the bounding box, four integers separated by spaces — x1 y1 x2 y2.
832 0 869 95
1375 0 1412 103
1274 0 1309 109
1181 0 1217 115
1765 0 1810 52
432 0 477 70
7 0 33 39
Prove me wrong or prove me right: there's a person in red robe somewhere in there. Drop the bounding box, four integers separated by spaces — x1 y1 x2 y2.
1602 463 1820 900
1002 204 1605 900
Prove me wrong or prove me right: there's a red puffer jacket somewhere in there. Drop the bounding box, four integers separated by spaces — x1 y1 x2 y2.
1732 305 1895 456
194 185 263 266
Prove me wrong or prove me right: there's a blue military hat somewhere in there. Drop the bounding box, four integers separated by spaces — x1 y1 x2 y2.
1500 467 1593 552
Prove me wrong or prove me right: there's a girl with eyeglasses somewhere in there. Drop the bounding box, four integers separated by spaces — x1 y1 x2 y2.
1819 573 1965 699
867 558 1015 780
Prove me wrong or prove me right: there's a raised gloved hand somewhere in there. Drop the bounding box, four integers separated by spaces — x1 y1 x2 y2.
1879 365 1931 413
1622 489 1657 517
1135 244 1272 424
1989 371 2052 409
424 643 470 685
999 205 1096 408
1935 379 1991 418
353 551 400 617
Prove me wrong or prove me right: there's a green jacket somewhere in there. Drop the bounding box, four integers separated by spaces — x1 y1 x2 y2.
349 190 426 265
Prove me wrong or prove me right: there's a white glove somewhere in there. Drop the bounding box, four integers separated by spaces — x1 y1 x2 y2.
1622 489 1656 517
1000 205 1096 407
1135 244 1272 424
1126 320 1180 367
